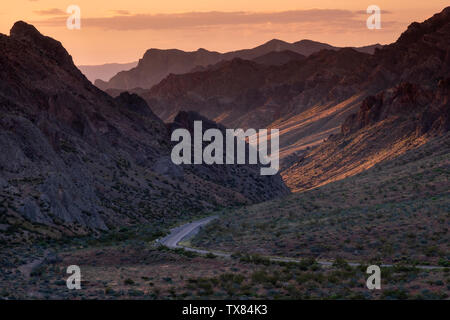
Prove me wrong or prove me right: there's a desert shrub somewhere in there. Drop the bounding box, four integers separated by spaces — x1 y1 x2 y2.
382 289 409 299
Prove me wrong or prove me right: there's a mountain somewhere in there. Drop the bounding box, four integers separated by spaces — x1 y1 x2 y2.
182 8 450 273
139 7 450 171
251 50 305 66
352 43 383 54
167 111 289 201
191 130 450 267
222 39 334 60
141 48 376 160
0 21 288 243
95 39 382 91
191 50 306 71
95 48 222 91
282 7 450 191
78 61 138 82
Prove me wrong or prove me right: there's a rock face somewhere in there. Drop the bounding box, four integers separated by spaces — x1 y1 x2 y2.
282 7 450 191
0 21 289 243
141 48 375 163
94 39 382 91
342 82 450 136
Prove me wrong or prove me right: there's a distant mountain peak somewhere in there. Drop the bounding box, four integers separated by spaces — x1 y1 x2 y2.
9 20 74 69
10 21 41 39
294 39 325 44
396 6 450 46
265 39 288 44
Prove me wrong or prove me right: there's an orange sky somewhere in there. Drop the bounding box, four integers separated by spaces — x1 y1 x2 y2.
1 1 448 65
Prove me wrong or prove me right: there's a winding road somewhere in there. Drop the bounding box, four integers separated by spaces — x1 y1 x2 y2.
160 216 444 270
161 216 217 249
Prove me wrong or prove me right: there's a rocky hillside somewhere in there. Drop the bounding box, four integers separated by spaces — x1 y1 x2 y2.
0 22 288 244
283 80 450 191
94 39 381 91
283 7 450 191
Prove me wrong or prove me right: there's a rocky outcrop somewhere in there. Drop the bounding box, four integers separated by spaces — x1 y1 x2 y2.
342 81 449 136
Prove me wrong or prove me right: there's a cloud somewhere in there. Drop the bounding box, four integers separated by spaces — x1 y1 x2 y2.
32 9 392 30
354 9 392 15
110 10 131 16
33 8 65 16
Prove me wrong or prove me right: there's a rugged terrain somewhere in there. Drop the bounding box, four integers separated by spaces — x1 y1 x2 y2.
192 133 450 266
78 62 138 83
0 7 449 301
135 7 450 174
0 22 288 244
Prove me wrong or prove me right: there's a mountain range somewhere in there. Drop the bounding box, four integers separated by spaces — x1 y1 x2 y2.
93 39 382 91
0 7 449 243
0 22 288 243
78 61 138 82
283 7 450 190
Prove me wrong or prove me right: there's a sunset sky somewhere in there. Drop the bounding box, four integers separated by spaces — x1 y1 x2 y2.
1 1 448 65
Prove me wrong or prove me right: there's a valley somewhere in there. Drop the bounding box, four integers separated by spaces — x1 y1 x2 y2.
0 6 449 301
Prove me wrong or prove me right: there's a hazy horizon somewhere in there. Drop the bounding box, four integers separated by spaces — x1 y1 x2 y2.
1 1 448 65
